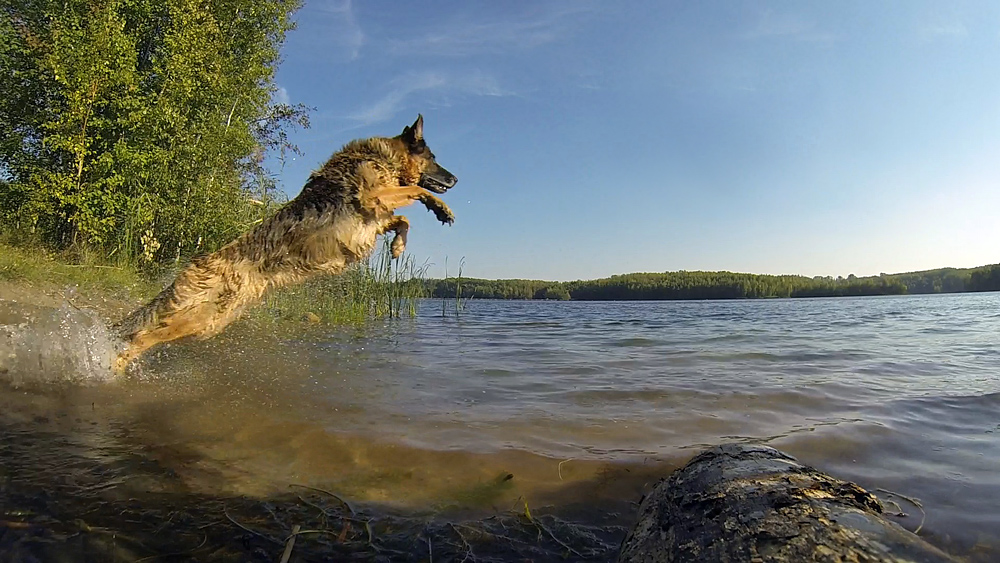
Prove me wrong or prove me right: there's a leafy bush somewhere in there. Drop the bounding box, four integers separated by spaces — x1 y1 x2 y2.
0 0 307 266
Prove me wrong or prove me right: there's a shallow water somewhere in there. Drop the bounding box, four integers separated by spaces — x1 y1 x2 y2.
1 293 999 559
0 301 118 384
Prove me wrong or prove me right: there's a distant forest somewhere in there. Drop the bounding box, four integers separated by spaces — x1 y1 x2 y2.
424 264 1000 301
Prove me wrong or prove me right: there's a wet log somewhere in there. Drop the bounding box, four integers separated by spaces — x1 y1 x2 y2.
618 444 957 563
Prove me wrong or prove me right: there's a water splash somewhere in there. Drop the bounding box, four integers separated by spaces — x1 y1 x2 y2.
0 300 120 385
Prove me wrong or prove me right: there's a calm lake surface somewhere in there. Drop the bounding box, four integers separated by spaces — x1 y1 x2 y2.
2 292 999 559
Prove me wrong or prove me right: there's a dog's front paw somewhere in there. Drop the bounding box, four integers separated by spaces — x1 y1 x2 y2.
427 201 454 225
435 206 455 225
417 193 455 225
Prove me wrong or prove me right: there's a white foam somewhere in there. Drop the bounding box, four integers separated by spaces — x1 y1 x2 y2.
0 301 120 386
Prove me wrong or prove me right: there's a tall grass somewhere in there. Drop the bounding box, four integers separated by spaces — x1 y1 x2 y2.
1 234 429 329
253 237 428 327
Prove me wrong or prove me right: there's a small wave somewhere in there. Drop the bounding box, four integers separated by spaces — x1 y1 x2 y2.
701 350 871 363
603 319 647 326
567 387 702 405
481 368 516 377
0 302 120 386
700 333 758 343
505 321 564 328
609 337 663 348
918 326 965 335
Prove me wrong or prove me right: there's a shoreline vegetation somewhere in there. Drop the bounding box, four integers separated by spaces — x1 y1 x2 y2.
3 240 997 317
423 264 1000 301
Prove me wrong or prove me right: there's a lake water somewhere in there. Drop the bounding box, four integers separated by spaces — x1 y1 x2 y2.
1 292 999 560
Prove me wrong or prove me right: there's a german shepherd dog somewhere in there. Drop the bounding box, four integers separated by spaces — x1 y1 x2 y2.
113 115 457 372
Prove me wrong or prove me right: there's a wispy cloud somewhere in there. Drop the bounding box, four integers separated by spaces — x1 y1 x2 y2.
348 73 447 125
274 85 290 106
347 70 512 125
920 21 968 40
743 10 838 43
916 5 971 41
298 0 365 60
385 3 595 57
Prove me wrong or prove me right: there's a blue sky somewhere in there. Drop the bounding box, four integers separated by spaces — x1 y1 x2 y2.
272 1 1000 281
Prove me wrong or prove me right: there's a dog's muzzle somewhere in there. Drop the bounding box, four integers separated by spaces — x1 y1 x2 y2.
419 165 458 194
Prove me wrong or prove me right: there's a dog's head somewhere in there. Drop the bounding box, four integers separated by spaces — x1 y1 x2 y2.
396 115 457 194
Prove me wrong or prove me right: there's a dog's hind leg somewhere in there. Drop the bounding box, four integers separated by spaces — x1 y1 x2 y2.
113 256 264 371
113 288 253 373
381 215 410 258
114 310 208 372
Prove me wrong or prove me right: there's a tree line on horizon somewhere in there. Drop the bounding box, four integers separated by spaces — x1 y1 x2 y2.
424 264 1000 301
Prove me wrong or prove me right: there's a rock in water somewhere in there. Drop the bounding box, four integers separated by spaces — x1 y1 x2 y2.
618 443 956 563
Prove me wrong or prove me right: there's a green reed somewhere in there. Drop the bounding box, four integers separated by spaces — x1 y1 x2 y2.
253 237 429 327
439 256 468 318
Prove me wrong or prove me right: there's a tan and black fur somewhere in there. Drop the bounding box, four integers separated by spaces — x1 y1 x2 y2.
113 115 457 372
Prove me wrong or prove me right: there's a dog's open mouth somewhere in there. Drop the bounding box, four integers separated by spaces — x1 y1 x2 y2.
420 177 454 193
419 166 458 194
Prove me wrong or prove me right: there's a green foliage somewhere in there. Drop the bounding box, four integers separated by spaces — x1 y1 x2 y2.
870 264 1000 294
428 278 553 300
0 0 306 265
565 271 907 300
966 265 1000 292
535 285 570 300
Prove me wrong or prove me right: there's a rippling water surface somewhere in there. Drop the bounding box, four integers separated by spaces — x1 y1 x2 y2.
2 292 999 559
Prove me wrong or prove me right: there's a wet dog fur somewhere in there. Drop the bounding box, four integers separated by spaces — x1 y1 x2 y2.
113 115 456 372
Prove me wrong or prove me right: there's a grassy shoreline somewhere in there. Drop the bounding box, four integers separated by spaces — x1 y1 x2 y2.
0 241 426 329
0 243 161 316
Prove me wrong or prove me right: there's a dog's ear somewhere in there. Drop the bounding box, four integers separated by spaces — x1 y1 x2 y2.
400 114 424 145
